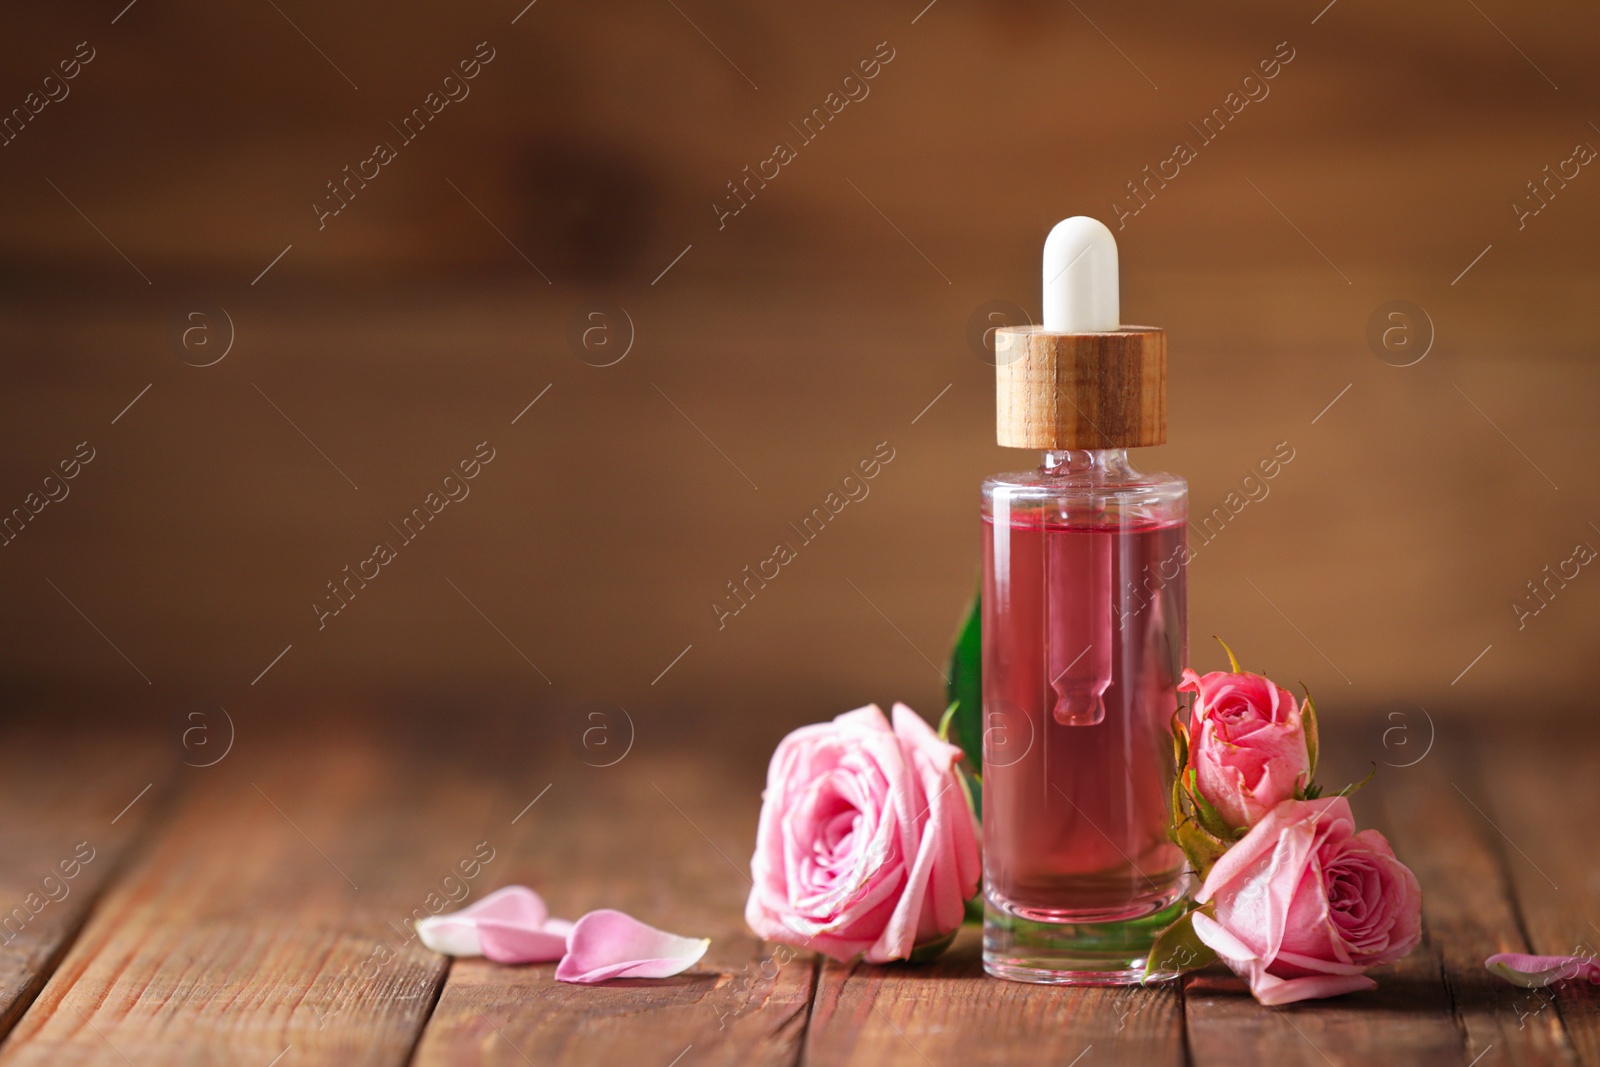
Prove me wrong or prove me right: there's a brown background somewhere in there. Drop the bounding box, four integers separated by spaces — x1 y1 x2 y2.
0 0 1596 753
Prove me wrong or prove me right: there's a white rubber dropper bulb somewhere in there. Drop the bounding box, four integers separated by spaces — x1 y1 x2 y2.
1042 216 1120 332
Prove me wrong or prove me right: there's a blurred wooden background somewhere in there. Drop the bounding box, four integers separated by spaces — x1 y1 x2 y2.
0 0 1596 751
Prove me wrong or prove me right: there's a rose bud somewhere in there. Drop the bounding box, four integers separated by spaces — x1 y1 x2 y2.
1180 667 1312 831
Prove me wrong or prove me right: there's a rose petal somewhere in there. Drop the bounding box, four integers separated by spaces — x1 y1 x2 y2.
1194 912 1376 1005
434 884 549 927
1198 797 1354 967
1487 953 1600 988
1192 910 1261 965
416 885 571 964
415 917 484 957
555 909 710 984
479 924 571 965
864 704 974 964
1248 970 1378 1007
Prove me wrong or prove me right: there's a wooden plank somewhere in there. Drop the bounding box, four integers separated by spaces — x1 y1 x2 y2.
0 727 168 1039
420 940 813 1067
0 726 511 1067
1184 936 1461 1067
1469 722 1600 1066
412 751 814 1067
1372 724 1577 1066
802 928 1184 1066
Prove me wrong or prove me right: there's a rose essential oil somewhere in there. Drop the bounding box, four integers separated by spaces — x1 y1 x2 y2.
981 218 1189 984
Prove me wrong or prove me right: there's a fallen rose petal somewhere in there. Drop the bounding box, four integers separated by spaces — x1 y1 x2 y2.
555 909 710 984
1487 953 1600 988
417 916 486 958
478 924 571 965
416 885 571 964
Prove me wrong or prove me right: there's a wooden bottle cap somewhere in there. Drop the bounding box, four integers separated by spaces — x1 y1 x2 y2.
994 326 1166 449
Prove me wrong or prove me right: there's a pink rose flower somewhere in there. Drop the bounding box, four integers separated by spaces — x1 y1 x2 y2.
1191 796 1423 1006
745 703 980 964
1180 667 1312 831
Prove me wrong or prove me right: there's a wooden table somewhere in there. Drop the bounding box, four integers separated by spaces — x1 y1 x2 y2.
0 713 1592 1067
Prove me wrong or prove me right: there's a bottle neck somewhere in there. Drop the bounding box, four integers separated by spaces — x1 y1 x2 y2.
1039 449 1135 481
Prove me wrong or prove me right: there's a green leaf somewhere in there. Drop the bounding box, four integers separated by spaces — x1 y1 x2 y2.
1185 768 1237 840
907 926 960 963
1145 908 1217 981
1334 763 1377 798
1170 709 1190 773
1168 710 1194 851
963 892 984 925
1300 684 1320 779
1214 635 1242 673
945 585 983 777
1172 817 1231 880
1170 762 1186 833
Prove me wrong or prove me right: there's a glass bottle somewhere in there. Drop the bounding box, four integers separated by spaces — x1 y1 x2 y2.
981 218 1189 984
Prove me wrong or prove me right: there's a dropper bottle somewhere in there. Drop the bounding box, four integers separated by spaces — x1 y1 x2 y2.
980 217 1189 984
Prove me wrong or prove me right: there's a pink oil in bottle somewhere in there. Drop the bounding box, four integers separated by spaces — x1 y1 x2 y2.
980 456 1189 982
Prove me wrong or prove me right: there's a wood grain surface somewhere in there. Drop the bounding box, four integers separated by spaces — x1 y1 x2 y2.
805 927 1184 1066
0 725 507 1066
0 716 1586 1065
1373 733 1579 1067
0 730 168 1039
413 753 815 1067
1470 725 1600 1067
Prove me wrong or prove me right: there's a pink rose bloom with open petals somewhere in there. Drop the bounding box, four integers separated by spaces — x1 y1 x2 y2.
1192 796 1423 1006
745 703 980 964
1181 667 1312 831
